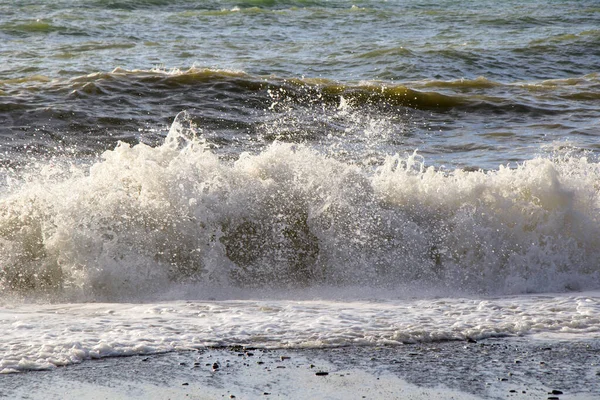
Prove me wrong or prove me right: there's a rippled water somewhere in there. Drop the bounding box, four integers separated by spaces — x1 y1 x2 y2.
1 0 599 169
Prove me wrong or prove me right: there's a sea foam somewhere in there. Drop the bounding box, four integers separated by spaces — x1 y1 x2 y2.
1 112 599 301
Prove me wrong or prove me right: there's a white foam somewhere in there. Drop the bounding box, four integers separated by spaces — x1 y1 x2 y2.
1 112 600 300
1 292 599 372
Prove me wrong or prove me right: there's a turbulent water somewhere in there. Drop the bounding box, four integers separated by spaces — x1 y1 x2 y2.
1 0 600 375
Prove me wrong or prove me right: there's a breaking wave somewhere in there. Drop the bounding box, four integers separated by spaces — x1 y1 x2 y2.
1 111 600 301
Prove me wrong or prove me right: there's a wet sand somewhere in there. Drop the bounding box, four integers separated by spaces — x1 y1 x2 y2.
1 338 598 399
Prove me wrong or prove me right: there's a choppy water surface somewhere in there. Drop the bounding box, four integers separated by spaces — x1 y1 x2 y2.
0 0 599 377
1 0 599 167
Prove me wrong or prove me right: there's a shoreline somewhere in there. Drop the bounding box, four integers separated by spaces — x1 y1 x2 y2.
1 338 598 399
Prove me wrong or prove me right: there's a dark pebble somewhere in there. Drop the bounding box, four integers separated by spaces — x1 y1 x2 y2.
315 371 329 376
466 337 477 343
547 397 559 400
141 358 149 362
246 352 254 356
276 366 286 369
281 356 291 361
179 362 186 366
263 393 271 396
230 395 236 399
182 383 189 386
212 363 219 370
509 390 516 393
257 361 265 365
550 390 564 395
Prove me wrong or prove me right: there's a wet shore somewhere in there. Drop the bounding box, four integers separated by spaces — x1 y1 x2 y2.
1 338 598 399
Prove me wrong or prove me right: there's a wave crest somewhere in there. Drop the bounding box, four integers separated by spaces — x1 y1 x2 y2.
1 113 600 300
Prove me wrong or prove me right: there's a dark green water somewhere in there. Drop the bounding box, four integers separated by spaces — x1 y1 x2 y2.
1 0 599 169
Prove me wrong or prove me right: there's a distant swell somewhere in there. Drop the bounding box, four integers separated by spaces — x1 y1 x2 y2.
1 111 600 301
4 68 595 113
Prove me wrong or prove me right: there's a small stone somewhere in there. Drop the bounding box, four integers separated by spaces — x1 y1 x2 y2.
514 360 521 364
509 390 516 393
141 357 149 362
550 390 563 395
281 356 291 361
230 395 236 399
257 361 265 365
466 337 477 343
263 393 271 396
179 362 187 366
182 383 189 386
315 371 329 376
547 397 559 400
246 352 254 356
212 363 219 370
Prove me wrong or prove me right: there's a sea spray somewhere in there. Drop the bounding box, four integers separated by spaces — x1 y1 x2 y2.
1 112 600 300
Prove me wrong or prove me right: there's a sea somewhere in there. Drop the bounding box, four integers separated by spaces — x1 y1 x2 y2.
1 0 600 378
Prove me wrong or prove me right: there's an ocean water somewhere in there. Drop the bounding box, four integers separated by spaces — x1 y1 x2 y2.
1 0 600 375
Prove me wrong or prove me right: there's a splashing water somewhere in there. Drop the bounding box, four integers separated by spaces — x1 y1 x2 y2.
1 112 600 301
